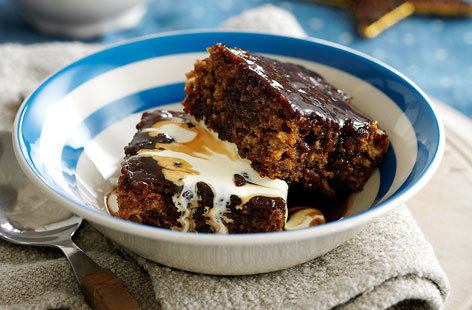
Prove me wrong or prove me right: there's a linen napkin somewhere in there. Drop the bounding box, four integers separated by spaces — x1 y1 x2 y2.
0 5 449 310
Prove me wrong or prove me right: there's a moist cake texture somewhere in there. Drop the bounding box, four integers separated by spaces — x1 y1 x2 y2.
114 110 288 233
183 44 389 197
114 44 389 234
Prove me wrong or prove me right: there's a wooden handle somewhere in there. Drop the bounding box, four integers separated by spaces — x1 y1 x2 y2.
81 269 141 310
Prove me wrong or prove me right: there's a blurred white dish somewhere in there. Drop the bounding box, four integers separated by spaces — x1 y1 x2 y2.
15 0 148 38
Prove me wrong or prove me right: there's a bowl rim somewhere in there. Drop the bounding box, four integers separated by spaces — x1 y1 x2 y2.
13 30 445 246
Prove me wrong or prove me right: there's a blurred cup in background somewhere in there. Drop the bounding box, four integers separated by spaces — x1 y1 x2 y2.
14 0 149 39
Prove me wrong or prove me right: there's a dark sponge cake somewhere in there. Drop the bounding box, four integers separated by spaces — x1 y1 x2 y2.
114 110 287 233
183 44 389 197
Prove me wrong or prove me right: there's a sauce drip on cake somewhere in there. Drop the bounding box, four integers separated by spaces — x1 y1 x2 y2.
183 44 389 197
229 47 370 129
115 110 289 233
112 44 388 234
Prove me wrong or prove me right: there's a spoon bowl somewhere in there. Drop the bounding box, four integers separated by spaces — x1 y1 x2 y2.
0 131 140 309
0 130 78 241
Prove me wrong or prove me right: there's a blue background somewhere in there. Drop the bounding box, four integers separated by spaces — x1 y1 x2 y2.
1 0 471 118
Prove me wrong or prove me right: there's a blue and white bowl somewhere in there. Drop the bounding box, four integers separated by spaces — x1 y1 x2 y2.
14 31 444 275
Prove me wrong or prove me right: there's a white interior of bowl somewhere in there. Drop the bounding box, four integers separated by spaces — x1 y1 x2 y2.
39 53 419 221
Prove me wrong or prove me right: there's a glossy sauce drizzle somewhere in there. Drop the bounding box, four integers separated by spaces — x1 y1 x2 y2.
124 112 288 233
109 110 352 233
287 185 353 224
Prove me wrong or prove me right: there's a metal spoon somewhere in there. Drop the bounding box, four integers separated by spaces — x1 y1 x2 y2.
0 131 140 310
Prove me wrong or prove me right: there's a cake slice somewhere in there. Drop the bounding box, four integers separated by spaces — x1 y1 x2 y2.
114 110 288 233
183 44 389 197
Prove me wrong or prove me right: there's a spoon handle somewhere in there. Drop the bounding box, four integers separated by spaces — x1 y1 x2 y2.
57 241 140 310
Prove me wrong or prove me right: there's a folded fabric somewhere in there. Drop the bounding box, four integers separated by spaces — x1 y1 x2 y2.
0 5 449 310
0 205 449 310
219 4 306 37
0 42 100 132
132 205 448 310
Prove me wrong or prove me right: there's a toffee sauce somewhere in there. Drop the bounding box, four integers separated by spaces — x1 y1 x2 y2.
287 185 353 223
107 109 353 230
105 185 353 226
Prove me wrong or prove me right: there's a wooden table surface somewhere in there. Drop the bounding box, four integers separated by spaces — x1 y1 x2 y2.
407 101 472 310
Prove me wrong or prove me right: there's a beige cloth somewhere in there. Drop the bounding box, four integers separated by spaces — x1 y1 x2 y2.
0 6 449 310
0 205 449 310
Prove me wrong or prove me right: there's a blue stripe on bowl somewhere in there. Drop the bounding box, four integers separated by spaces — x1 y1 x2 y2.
16 31 441 214
62 98 398 207
392 133 438 197
374 144 397 204
61 83 185 198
